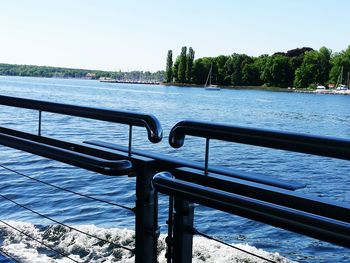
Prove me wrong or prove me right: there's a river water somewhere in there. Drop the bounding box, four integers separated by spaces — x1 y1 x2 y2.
0 76 349 262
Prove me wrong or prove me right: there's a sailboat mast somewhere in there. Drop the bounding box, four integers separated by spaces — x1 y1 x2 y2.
335 66 343 88
209 68 212 86
205 64 212 87
340 66 343 84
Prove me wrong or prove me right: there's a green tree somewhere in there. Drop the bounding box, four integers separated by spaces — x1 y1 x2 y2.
242 62 262 86
318 47 332 84
284 47 313 72
173 56 181 82
165 50 173 82
262 55 292 87
293 49 328 88
253 54 269 83
224 54 253 86
186 47 195 83
177 46 187 83
213 55 229 85
192 57 211 84
329 46 350 84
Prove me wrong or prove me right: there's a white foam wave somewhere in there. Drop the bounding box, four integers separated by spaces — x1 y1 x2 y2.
0 221 295 263
191 238 294 263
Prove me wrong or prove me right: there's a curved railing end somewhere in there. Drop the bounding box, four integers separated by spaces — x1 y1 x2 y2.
152 171 174 185
144 115 163 143
168 121 187 148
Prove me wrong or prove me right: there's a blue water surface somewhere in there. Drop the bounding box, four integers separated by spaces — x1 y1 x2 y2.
0 76 349 262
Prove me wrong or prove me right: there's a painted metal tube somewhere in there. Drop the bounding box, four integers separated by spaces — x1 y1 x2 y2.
153 172 350 249
0 132 132 175
169 120 350 160
0 95 162 143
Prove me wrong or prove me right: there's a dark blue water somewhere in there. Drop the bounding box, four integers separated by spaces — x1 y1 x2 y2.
0 76 349 262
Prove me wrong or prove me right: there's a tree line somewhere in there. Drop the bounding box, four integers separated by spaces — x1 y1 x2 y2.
0 63 165 82
165 46 350 88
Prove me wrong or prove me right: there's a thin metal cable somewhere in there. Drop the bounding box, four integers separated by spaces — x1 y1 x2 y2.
0 220 81 263
193 229 277 263
0 164 134 212
0 194 134 253
0 247 20 263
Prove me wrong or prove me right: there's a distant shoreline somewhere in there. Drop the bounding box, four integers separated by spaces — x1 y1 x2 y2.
1 75 349 95
0 63 165 82
162 82 290 92
162 82 350 95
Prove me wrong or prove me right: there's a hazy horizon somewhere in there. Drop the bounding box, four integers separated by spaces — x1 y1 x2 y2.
1 0 349 72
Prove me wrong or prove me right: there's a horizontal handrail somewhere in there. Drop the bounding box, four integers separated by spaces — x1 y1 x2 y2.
153 172 350 249
0 131 132 175
169 120 350 160
0 95 162 143
173 167 350 223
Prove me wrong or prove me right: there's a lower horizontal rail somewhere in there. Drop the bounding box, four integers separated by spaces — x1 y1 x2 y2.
0 132 132 175
153 172 350 249
173 167 350 222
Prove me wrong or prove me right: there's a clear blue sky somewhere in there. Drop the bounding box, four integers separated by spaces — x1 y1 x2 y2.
0 0 349 72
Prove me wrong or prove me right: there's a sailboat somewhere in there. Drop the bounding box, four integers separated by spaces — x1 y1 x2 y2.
335 66 349 91
205 64 220 90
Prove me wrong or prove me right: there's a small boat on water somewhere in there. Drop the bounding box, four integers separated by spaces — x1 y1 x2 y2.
336 84 348 91
315 85 327 93
334 66 349 91
205 85 220 91
335 85 350 95
205 64 220 90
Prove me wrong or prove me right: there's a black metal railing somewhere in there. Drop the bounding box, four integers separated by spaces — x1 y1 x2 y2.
169 120 350 167
154 120 350 262
0 95 163 263
0 96 349 263
0 95 162 143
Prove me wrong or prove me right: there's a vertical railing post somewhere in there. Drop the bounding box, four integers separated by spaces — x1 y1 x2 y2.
135 160 159 263
165 196 174 263
38 110 42 136
128 125 133 157
172 198 194 263
204 138 210 175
